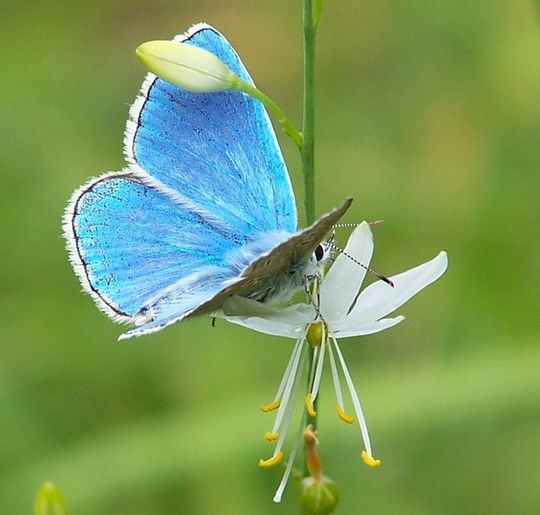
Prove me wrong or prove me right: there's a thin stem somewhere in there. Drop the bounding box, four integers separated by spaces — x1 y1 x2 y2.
303 0 319 479
302 0 317 226
232 80 303 149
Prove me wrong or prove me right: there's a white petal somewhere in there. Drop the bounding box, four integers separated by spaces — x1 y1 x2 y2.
220 316 305 338
334 316 405 337
320 222 373 321
215 296 315 337
222 296 314 324
344 251 448 327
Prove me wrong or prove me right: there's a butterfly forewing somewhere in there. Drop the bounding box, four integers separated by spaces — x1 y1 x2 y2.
124 24 297 237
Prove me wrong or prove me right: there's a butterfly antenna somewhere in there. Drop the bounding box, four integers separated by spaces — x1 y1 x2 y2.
333 220 384 229
329 242 394 287
333 222 358 229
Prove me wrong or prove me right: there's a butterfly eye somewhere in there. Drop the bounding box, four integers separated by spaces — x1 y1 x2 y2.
314 244 325 262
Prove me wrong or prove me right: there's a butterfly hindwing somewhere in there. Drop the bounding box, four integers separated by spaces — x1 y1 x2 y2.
124 23 297 238
63 172 242 324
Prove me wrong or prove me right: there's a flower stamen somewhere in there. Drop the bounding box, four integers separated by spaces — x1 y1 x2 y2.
260 334 305 415
270 337 304 435
327 335 348 413
259 451 284 468
264 432 279 441
260 400 281 412
332 336 377 461
273 413 307 503
361 450 381 468
305 393 317 417
336 406 354 424
263 338 309 479
309 335 326 400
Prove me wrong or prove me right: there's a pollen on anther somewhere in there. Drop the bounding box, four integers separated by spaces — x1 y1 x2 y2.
361 450 381 468
336 406 354 424
260 399 281 412
259 451 284 468
305 393 317 417
264 431 279 442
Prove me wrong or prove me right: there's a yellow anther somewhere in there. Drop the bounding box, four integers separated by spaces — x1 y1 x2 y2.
306 321 324 347
336 406 354 424
305 393 317 417
260 400 281 412
361 450 381 468
264 432 279 442
259 451 284 468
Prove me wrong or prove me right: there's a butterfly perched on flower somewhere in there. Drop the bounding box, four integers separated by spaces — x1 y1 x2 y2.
63 23 351 339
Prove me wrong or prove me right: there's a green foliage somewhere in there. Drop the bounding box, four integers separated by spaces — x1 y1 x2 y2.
1 1 539 514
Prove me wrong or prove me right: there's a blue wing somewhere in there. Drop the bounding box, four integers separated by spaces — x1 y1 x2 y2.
123 23 297 237
63 172 242 324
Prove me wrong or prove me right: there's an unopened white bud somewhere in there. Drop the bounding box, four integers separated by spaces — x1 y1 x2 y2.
136 40 239 92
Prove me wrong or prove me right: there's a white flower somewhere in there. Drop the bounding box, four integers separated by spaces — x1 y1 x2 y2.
217 222 448 502
136 40 239 92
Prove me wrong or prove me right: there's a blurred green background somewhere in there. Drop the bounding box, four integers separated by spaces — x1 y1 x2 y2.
2 1 540 513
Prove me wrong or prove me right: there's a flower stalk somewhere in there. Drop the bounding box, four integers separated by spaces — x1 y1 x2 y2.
302 0 317 227
232 81 303 149
302 0 320 487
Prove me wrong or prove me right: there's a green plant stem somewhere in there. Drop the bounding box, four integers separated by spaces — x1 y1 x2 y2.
302 0 317 227
233 80 303 149
303 0 318 442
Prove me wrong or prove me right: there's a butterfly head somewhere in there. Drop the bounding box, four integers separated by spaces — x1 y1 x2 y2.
313 240 334 268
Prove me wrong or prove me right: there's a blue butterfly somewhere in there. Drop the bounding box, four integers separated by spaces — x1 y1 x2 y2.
63 23 351 339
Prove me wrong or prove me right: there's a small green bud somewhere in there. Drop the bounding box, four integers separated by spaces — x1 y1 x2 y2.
34 482 67 515
300 476 340 515
136 40 240 92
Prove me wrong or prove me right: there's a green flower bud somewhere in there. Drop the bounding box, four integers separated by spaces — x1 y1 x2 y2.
136 40 240 92
300 476 340 515
34 482 67 515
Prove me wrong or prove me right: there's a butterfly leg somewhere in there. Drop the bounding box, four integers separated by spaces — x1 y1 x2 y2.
303 273 325 323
